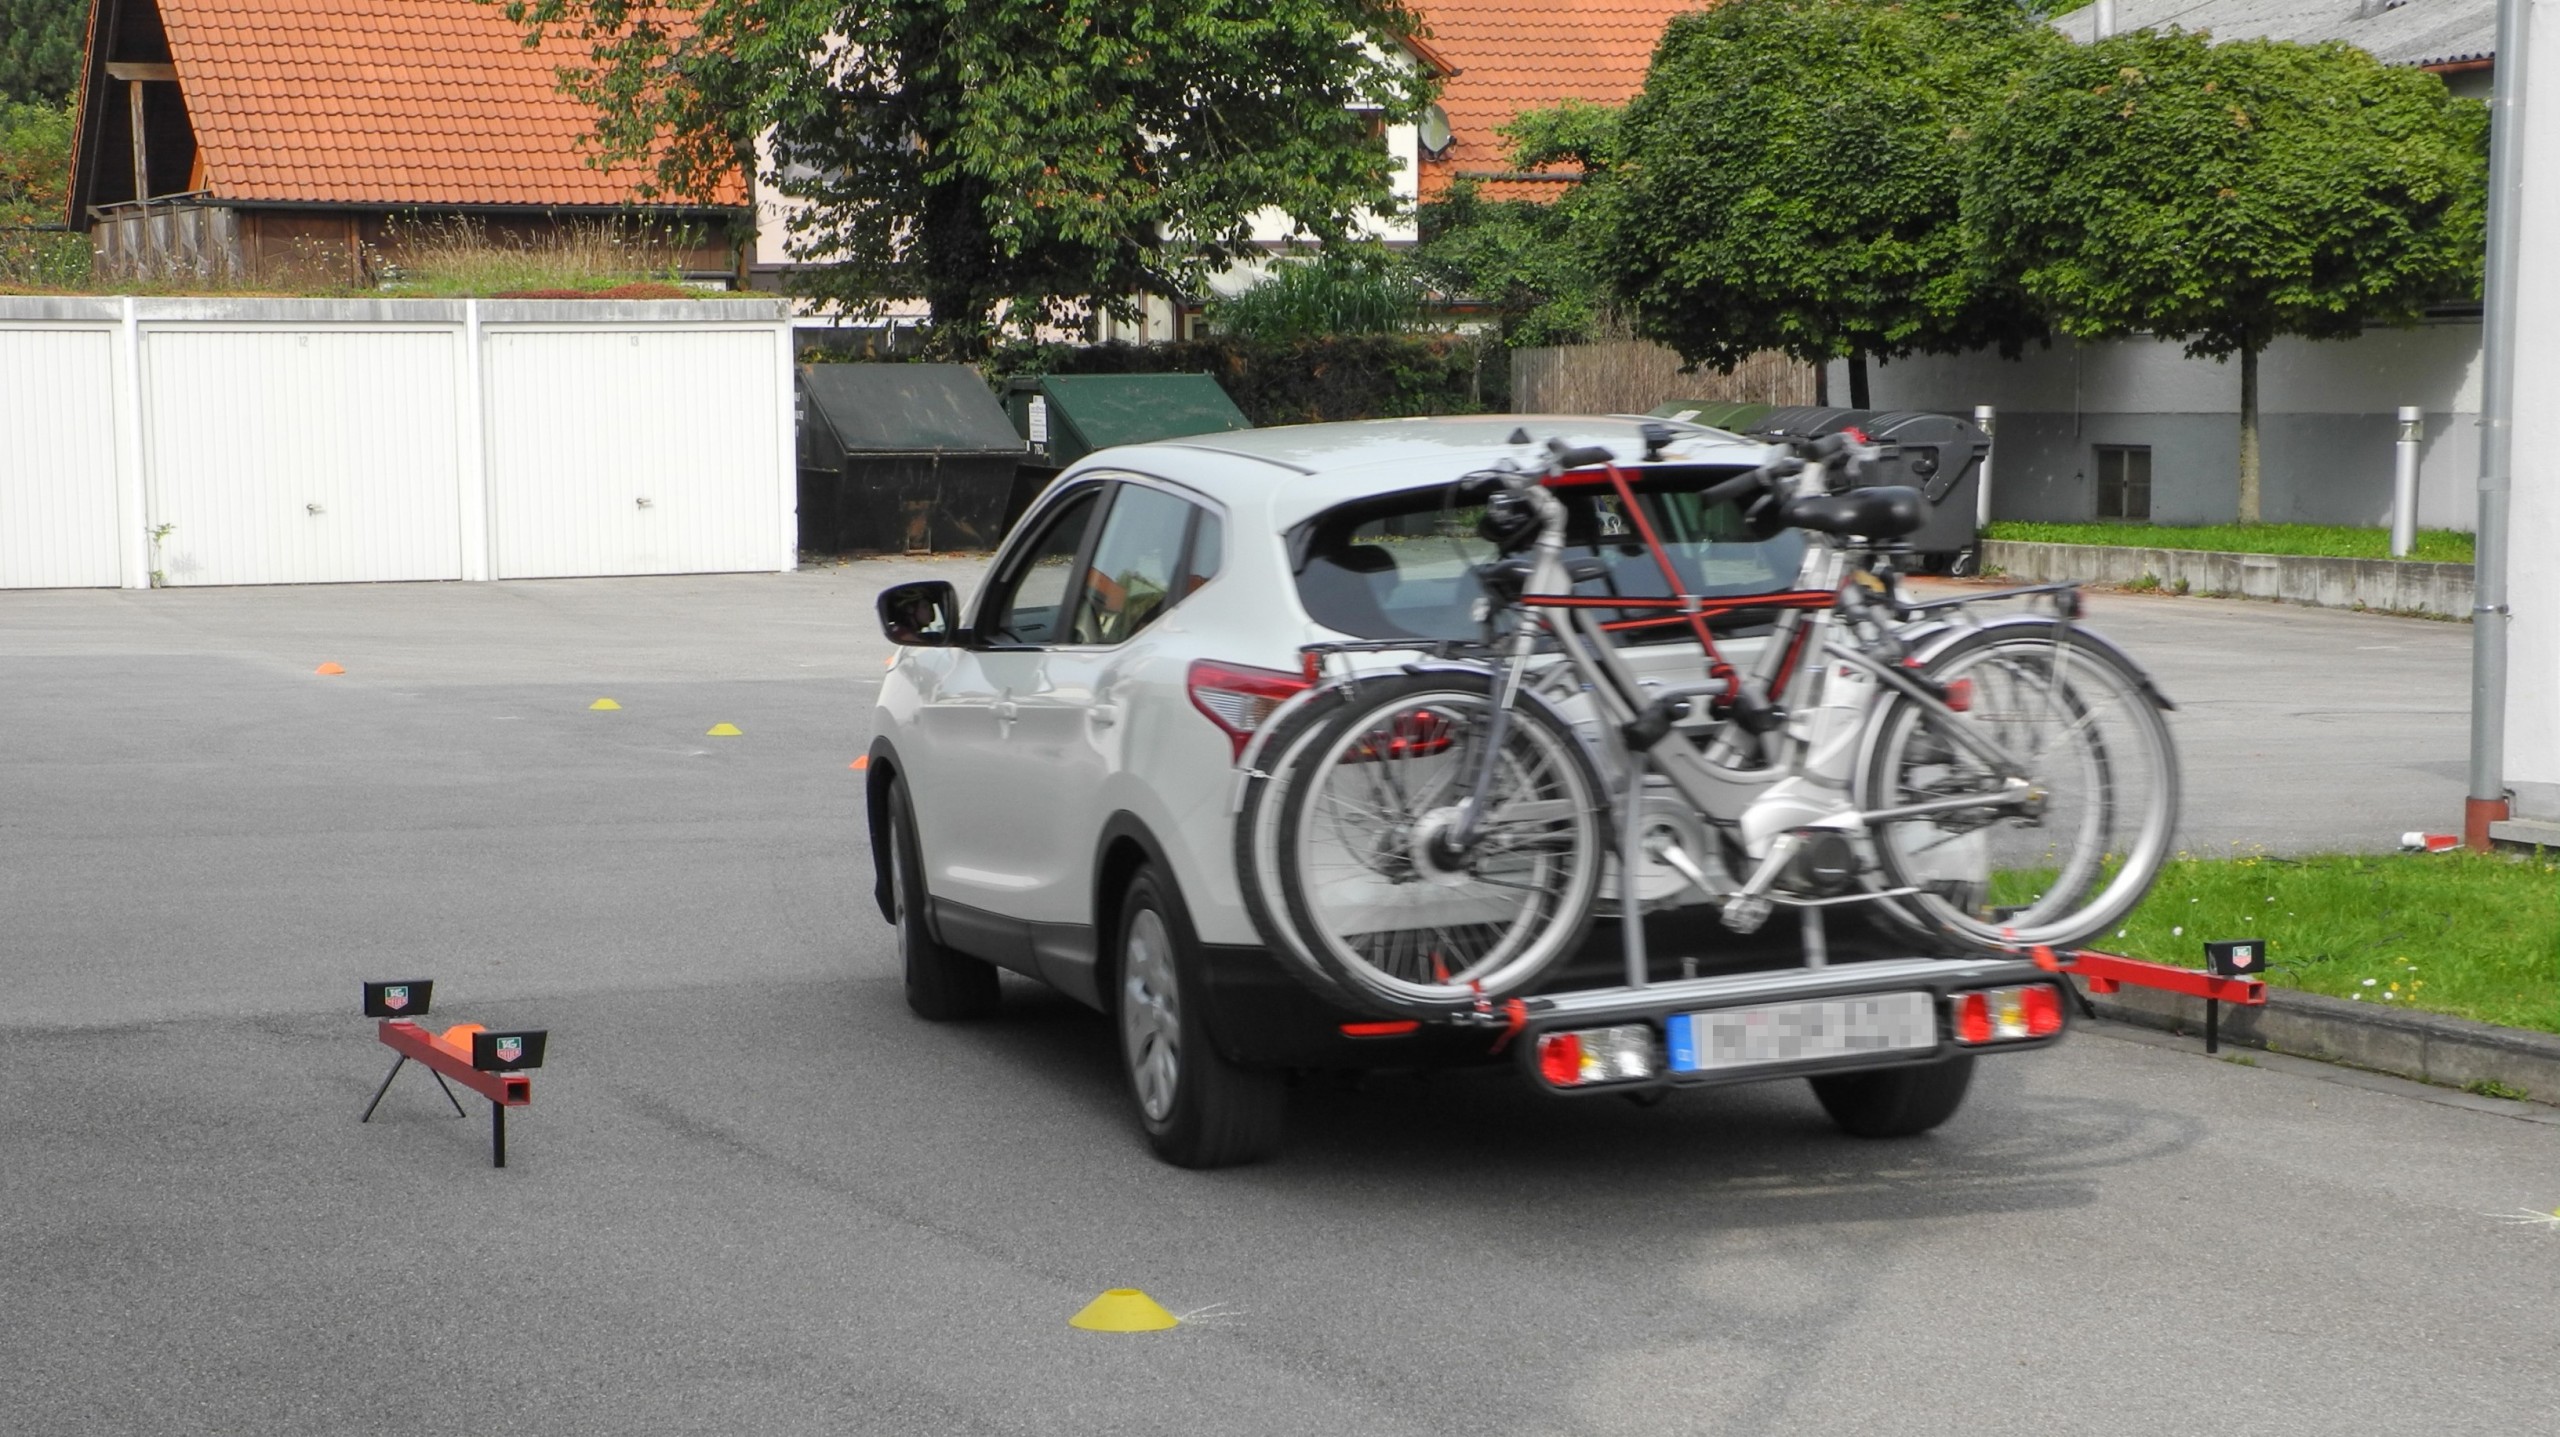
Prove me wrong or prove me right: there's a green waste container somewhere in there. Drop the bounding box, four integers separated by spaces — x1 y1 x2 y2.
798 364 1031 553
1003 373 1252 470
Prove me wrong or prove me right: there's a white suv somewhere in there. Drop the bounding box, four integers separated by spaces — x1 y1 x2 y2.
866 416 2063 1167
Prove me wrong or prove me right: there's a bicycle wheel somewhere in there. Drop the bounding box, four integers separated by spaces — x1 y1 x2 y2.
1860 625 2178 951
1268 671 1606 1014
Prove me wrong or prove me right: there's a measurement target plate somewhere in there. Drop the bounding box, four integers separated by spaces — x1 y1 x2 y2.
1665 992 1938 1073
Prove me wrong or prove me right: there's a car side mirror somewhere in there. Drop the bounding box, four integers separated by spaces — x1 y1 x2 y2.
878 580 961 647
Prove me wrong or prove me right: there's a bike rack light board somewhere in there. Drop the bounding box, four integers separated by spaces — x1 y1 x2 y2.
356 980 548 1168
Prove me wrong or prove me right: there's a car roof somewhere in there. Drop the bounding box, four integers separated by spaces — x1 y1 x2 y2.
1066 415 1771 532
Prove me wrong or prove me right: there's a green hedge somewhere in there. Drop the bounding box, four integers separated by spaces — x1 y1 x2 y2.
986 333 1504 425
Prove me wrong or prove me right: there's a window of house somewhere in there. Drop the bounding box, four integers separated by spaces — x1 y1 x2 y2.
2095 445 2152 521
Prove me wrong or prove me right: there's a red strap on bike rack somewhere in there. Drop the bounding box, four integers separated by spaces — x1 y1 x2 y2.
1485 997 1530 1056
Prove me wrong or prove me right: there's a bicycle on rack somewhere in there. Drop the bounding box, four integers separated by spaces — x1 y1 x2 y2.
1236 429 2182 1018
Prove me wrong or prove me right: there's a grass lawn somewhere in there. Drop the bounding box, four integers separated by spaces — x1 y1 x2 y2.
1986 520 2475 565
2089 851 2559 1034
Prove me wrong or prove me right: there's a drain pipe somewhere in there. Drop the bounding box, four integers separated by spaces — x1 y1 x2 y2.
2468 0 2529 850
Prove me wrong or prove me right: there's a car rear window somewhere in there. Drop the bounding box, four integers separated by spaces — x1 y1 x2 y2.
1292 468 1807 643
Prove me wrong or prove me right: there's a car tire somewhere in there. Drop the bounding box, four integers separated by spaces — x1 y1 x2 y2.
1809 1054 1976 1138
1115 865 1286 1169
885 779 1000 1021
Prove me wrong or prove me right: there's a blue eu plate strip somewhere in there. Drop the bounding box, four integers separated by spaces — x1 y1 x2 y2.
1665 1013 1698 1073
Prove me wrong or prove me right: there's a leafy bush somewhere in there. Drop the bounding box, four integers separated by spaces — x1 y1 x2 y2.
0 93 86 287
1200 258 1424 343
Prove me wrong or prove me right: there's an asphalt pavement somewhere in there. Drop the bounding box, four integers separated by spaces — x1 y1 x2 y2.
3 566 2545 1436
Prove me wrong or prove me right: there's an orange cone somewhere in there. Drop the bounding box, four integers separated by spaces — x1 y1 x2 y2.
315 662 346 675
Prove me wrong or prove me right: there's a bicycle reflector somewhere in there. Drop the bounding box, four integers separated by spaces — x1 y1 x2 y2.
1189 660 1313 758
1536 1025 1660 1087
1951 985 2065 1045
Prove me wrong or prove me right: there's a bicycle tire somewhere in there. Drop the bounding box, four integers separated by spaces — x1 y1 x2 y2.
1859 625 2179 952
1233 681 1374 1009
1265 671 1607 1014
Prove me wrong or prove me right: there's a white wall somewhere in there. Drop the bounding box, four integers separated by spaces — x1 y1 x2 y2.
0 297 795 590
1834 322 2484 531
2501 0 2560 827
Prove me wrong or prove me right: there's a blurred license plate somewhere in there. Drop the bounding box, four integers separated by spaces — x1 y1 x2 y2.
1665 992 1936 1073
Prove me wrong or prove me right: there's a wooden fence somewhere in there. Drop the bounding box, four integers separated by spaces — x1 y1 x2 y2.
1510 341 1815 415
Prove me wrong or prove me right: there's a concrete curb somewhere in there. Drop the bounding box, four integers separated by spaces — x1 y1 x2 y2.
1981 540 2472 619
2087 980 2560 1105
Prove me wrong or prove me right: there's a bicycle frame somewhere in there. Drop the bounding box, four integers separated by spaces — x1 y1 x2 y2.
1480 460 2057 977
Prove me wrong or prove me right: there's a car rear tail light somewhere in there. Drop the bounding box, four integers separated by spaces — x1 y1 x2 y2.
1189 660 1313 759
1952 985 2064 1045
1955 992 1992 1045
1535 1025 1659 1087
2021 983 2063 1036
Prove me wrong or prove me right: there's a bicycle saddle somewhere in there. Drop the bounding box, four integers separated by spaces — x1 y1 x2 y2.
1779 486 1926 538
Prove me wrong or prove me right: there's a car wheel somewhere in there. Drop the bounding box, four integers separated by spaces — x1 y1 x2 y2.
885 779 1000 1021
1116 865 1286 1168
1809 1055 1976 1138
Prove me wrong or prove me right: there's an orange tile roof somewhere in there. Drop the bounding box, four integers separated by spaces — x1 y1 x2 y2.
1414 0 1715 200
155 0 742 207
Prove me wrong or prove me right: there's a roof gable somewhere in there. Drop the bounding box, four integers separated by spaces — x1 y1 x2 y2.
83 0 742 210
1413 0 1714 198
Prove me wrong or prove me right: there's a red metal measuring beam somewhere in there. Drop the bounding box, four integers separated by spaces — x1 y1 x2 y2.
378 1020 532 1106
2052 950 2266 1006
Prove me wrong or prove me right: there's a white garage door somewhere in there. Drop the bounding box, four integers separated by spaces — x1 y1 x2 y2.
484 328 785 579
0 329 122 589
142 329 465 586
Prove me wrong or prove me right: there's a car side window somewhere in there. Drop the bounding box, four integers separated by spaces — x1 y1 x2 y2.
1072 485 1205 646
982 489 1102 646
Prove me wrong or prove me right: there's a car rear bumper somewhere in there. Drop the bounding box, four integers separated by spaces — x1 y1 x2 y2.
1195 944 2067 1084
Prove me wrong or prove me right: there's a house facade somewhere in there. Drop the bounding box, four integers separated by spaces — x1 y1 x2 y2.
68 0 745 286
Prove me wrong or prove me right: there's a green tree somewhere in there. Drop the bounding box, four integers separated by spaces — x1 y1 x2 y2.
1600 0 2053 405
0 0 88 107
1410 102 1619 347
1968 30 2486 521
502 0 1435 354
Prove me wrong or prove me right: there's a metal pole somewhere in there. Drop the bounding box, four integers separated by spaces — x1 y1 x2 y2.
491 1103 507 1169
2468 0 2529 851
2096 0 2115 40
1974 403 1996 536
2391 406 2423 558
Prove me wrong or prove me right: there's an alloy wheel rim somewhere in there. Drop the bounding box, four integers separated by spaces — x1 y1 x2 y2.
1120 908 1181 1122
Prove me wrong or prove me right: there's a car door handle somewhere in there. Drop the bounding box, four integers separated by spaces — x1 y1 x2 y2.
1089 704 1119 729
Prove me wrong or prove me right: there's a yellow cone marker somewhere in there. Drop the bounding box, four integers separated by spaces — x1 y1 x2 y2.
706 722 742 737
1068 1288 1179 1333
589 698 622 711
